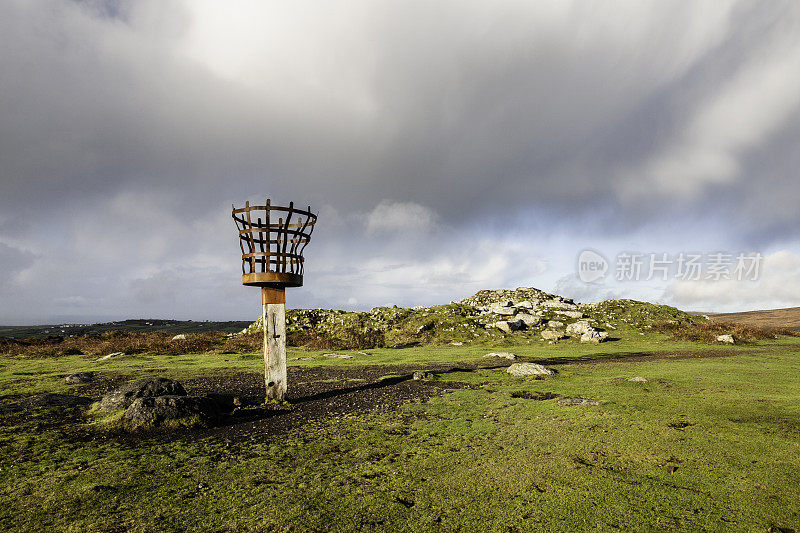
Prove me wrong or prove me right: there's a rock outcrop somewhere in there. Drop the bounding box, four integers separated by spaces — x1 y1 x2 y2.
240 286 704 348
123 395 223 427
98 378 186 412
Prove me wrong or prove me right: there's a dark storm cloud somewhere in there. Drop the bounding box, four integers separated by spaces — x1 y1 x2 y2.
1 0 800 321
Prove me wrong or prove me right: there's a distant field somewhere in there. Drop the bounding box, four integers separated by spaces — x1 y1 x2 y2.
709 307 800 331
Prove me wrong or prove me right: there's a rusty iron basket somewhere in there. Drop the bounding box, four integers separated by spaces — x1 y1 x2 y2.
232 200 317 288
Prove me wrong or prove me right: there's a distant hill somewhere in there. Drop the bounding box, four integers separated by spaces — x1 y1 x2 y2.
0 319 252 339
708 307 800 331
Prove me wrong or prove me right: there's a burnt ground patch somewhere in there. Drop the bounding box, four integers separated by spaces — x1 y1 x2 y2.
186 364 484 441
510 391 560 400
46 363 492 445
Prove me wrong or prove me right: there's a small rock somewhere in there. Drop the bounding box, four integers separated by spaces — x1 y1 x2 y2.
514 300 534 309
581 331 609 343
65 372 94 384
628 376 648 383
484 352 516 360
96 352 125 361
547 321 564 328
412 371 434 381
507 363 554 377
99 377 187 412
716 334 735 344
171 334 187 341
558 397 600 406
449 342 464 346
492 306 518 316
541 330 565 341
322 353 353 359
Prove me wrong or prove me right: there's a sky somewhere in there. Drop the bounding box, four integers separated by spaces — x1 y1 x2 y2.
2 0 800 324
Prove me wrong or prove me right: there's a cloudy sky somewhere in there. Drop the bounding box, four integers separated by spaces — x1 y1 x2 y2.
2 0 800 324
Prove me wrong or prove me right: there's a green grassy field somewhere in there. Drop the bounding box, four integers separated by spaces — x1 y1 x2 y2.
1 334 799 531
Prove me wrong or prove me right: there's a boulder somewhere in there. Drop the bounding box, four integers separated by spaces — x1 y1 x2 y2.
506 363 554 377
515 300 535 309
484 352 516 360
99 378 186 412
494 321 512 333
541 330 565 341
566 320 593 336
123 395 222 427
516 313 542 327
507 319 526 331
171 334 187 341
557 310 585 319
494 319 525 333
491 306 517 316
581 331 609 343
65 372 94 384
412 371 434 381
547 321 564 328
716 334 735 344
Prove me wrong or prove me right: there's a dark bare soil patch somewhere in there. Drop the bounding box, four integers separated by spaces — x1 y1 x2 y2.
510 391 560 400
49 364 487 444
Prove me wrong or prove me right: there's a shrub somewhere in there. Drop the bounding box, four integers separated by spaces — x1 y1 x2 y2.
652 320 798 343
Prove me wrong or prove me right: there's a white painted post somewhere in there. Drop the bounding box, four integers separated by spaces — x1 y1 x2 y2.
262 287 287 402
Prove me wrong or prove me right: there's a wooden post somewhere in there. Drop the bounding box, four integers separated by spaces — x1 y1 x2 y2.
262 287 287 402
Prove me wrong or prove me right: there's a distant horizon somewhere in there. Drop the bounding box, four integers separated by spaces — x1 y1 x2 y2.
3 296 798 328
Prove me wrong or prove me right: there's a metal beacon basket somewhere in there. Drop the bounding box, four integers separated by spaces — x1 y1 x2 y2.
232 199 317 402
232 199 317 288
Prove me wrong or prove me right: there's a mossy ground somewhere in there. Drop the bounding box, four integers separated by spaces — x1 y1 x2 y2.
1 334 799 531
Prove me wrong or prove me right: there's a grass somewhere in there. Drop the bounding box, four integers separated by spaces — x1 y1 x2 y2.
1 334 800 531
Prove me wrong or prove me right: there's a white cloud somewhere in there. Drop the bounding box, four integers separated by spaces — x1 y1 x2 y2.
365 201 439 235
664 250 800 311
